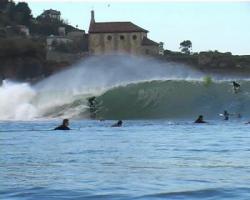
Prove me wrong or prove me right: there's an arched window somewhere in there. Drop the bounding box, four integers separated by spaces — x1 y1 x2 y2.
132 35 137 40
120 35 125 40
107 35 112 40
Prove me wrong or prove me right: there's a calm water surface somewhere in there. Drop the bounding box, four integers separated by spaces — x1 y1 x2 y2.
1 120 250 200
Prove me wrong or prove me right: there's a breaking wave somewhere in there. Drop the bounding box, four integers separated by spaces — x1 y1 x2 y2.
0 55 249 120
96 80 250 119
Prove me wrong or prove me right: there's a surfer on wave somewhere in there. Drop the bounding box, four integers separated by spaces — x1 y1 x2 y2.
233 81 240 93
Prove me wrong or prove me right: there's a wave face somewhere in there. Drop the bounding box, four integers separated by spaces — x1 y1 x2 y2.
1 79 249 120
0 55 249 120
96 80 250 119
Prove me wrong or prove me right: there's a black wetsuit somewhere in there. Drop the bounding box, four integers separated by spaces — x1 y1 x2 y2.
223 111 229 120
54 125 70 130
112 123 122 127
233 81 240 88
88 97 96 106
224 114 229 120
195 119 206 123
88 97 97 119
111 121 123 127
233 81 240 93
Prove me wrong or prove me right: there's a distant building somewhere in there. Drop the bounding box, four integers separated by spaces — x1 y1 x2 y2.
159 42 164 55
67 31 85 41
58 27 66 36
46 35 73 51
88 10 159 55
41 9 61 20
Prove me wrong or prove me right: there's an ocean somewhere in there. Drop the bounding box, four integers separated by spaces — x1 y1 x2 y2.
1 55 250 199
1 120 250 200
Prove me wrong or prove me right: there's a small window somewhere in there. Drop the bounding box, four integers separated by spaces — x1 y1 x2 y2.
132 35 137 40
107 35 112 40
120 35 124 40
145 49 149 54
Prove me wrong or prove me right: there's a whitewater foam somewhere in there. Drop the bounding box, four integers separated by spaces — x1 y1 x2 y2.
0 80 37 120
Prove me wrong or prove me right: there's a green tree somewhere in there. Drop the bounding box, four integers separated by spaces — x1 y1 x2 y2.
7 1 16 20
13 2 32 25
0 0 9 11
180 40 192 54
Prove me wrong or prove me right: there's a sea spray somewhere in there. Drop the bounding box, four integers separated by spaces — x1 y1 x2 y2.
32 55 205 119
0 80 37 120
35 55 204 91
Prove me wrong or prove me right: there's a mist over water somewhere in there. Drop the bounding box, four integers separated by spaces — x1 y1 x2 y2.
35 54 204 90
0 55 248 120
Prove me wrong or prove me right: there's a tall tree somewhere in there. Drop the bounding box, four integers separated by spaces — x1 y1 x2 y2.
13 2 32 25
0 0 9 11
180 40 192 54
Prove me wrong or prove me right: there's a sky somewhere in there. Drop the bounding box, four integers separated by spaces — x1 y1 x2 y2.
24 1 250 55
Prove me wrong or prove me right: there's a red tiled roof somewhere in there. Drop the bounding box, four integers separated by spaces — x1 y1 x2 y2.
141 37 158 46
89 22 148 33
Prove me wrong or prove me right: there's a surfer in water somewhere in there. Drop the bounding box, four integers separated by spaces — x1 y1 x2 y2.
111 120 123 127
194 115 207 123
220 110 241 120
54 119 70 130
232 81 240 93
223 110 229 120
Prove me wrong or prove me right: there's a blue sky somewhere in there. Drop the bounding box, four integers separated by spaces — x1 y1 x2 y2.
25 1 250 55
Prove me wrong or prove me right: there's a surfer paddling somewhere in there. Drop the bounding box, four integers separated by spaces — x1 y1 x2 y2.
194 115 207 123
111 120 123 127
54 119 70 130
219 110 241 120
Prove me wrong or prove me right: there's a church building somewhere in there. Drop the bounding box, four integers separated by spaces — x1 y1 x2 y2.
88 11 159 55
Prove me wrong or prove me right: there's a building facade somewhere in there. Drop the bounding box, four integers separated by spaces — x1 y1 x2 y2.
41 9 61 20
46 36 73 51
88 11 159 55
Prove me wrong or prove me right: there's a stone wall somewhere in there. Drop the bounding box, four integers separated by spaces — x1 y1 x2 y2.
47 36 73 51
141 45 159 55
46 51 86 63
89 32 147 55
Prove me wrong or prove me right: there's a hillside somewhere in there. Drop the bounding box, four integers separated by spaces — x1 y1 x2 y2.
0 0 250 83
